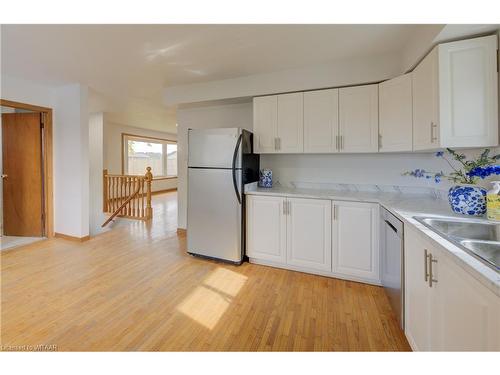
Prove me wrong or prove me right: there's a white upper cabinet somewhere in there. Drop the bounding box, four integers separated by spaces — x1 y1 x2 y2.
304 89 339 153
438 35 499 148
277 92 304 153
379 74 413 152
287 198 332 271
253 95 278 153
332 201 379 283
253 34 499 154
339 84 379 153
412 48 439 151
413 35 499 150
253 93 303 153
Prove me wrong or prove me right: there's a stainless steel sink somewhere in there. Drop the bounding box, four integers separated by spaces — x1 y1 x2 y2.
417 217 500 241
414 216 500 272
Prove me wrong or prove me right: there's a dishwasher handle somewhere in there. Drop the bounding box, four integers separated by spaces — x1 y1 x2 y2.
384 219 398 234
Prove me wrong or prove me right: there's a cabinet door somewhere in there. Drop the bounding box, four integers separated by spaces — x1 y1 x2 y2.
304 89 339 153
412 47 439 151
246 195 286 263
379 74 413 152
404 227 432 351
277 92 304 153
332 201 379 281
430 247 500 351
438 35 499 148
338 85 379 153
253 95 278 153
287 198 332 271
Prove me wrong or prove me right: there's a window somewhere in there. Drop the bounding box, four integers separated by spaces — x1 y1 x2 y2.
122 134 177 178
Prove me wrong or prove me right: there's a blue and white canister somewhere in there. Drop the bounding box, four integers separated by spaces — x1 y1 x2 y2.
448 185 487 216
259 169 273 188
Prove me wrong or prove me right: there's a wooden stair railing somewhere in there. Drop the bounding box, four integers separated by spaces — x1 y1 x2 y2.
102 167 153 227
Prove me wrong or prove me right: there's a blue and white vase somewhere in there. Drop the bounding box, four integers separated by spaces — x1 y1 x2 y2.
259 169 273 188
448 185 487 216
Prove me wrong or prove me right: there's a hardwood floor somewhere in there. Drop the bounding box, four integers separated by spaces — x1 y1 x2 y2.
0 191 410 351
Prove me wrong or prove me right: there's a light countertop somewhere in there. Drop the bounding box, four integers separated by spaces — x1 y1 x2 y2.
245 184 500 297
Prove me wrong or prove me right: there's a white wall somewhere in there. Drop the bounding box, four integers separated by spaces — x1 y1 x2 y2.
89 112 108 236
53 84 90 238
176 102 253 228
1 75 91 238
165 52 402 106
103 119 178 192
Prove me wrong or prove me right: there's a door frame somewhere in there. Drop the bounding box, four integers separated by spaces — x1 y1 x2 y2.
0 99 54 237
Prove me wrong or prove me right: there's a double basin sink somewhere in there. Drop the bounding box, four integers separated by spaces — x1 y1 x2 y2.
414 216 500 272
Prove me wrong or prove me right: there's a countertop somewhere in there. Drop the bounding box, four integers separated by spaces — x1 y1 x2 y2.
245 184 500 297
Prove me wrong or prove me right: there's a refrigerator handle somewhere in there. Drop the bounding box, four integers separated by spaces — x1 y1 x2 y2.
232 133 243 205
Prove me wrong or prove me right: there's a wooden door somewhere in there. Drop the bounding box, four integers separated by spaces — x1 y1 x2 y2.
404 227 432 351
304 89 339 153
332 201 379 282
286 197 332 271
277 92 304 153
379 74 413 152
2 112 44 236
412 47 439 151
338 85 379 153
246 195 286 264
253 96 278 153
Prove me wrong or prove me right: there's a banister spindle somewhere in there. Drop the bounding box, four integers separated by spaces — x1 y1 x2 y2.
145 167 153 220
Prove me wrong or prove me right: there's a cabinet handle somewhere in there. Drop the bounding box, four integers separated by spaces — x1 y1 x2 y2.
341 135 344 150
379 134 382 149
430 122 438 143
424 249 430 282
429 253 438 287
278 137 281 151
274 137 278 151
333 205 337 220
283 200 291 215
288 201 291 216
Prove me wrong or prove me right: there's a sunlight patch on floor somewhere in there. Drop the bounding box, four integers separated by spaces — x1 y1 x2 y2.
176 267 248 329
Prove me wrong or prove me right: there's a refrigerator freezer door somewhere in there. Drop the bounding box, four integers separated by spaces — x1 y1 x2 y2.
188 128 242 169
187 167 242 263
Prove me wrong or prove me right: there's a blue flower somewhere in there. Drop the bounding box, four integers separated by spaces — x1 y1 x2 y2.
412 169 426 178
435 151 444 157
468 165 500 179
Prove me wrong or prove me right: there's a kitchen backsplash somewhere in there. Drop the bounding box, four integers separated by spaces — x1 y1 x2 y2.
260 148 500 197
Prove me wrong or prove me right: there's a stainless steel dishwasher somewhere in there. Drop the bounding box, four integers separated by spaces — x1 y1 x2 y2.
380 207 404 329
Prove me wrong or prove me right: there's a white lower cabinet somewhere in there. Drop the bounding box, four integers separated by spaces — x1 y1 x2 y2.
246 195 380 284
405 226 500 351
405 226 433 351
287 198 332 271
332 201 380 282
246 195 286 263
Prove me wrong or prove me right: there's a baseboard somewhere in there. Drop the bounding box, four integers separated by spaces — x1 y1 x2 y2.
54 232 90 242
248 258 382 287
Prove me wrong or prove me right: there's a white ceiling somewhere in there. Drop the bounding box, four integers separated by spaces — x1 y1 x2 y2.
1 24 426 97
0 24 471 132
